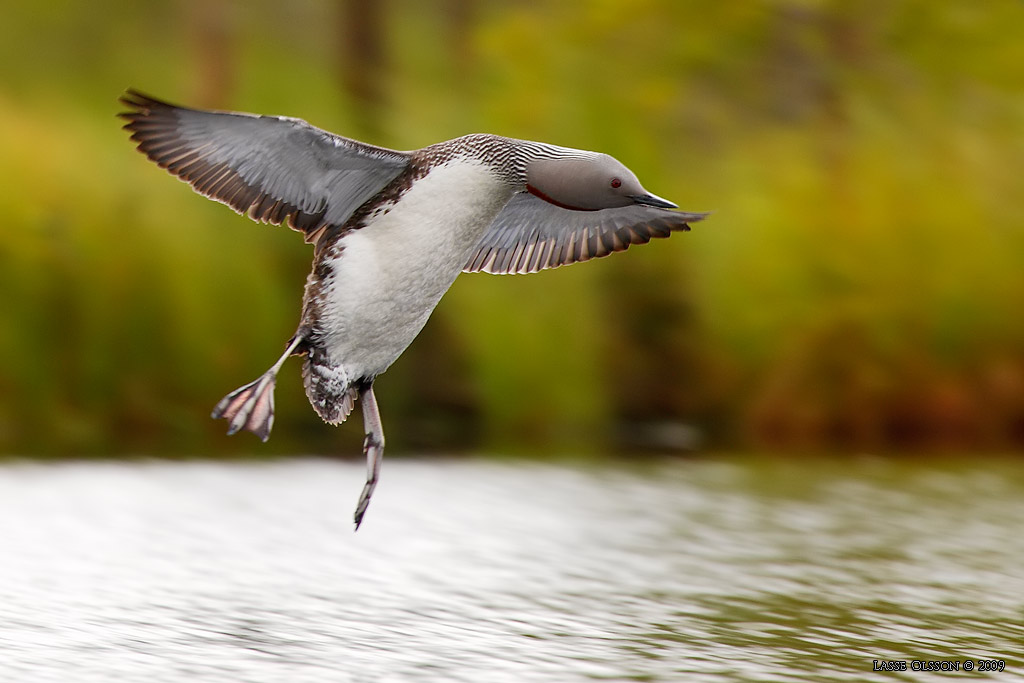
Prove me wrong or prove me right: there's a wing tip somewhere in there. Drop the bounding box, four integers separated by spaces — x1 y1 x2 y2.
677 210 711 224
117 89 185 123
660 209 710 233
118 88 151 113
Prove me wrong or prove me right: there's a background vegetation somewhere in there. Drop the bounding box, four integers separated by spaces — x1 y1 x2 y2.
1 0 1022 457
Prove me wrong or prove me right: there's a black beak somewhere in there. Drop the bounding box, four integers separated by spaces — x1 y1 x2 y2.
630 192 678 209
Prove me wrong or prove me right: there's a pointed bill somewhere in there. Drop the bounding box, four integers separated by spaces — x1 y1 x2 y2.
630 192 677 209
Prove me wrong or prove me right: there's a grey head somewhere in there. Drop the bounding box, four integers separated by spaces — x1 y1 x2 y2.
524 151 677 211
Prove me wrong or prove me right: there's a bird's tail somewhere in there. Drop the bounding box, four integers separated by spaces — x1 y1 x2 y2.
302 346 359 425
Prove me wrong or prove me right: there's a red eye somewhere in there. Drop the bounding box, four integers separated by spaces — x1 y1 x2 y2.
610 178 622 188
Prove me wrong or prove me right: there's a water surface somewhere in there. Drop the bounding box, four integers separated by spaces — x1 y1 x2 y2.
1 456 1021 681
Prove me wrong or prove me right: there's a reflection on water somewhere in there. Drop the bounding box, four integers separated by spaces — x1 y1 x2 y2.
0 456 1022 681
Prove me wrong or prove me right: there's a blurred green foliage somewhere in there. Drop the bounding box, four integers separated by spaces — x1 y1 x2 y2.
0 0 1022 456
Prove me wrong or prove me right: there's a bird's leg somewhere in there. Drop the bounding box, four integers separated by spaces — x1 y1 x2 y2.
353 381 385 530
212 333 305 442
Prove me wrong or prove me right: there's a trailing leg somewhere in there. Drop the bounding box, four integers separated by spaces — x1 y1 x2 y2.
212 333 305 441
353 381 384 530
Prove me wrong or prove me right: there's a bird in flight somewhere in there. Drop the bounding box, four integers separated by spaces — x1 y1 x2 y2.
119 90 707 529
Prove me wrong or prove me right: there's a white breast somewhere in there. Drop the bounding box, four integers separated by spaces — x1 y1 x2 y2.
315 159 512 377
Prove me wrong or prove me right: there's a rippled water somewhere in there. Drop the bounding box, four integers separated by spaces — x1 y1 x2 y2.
0 456 1022 681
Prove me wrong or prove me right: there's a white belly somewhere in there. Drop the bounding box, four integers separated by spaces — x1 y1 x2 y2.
316 159 511 377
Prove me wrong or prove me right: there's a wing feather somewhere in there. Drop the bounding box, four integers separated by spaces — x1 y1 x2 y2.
119 90 409 243
464 192 708 275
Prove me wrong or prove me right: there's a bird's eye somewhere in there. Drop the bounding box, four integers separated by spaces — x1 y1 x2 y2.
610 178 622 188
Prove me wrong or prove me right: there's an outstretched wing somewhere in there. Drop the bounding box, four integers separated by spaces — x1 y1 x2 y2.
119 90 410 244
464 191 708 274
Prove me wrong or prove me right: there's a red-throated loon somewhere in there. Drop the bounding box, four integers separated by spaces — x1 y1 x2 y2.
119 89 707 529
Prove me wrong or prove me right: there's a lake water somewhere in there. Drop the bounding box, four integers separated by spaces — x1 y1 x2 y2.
0 456 1021 682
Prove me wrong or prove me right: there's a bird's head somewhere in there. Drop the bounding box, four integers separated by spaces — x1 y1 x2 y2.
525 152 677 211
